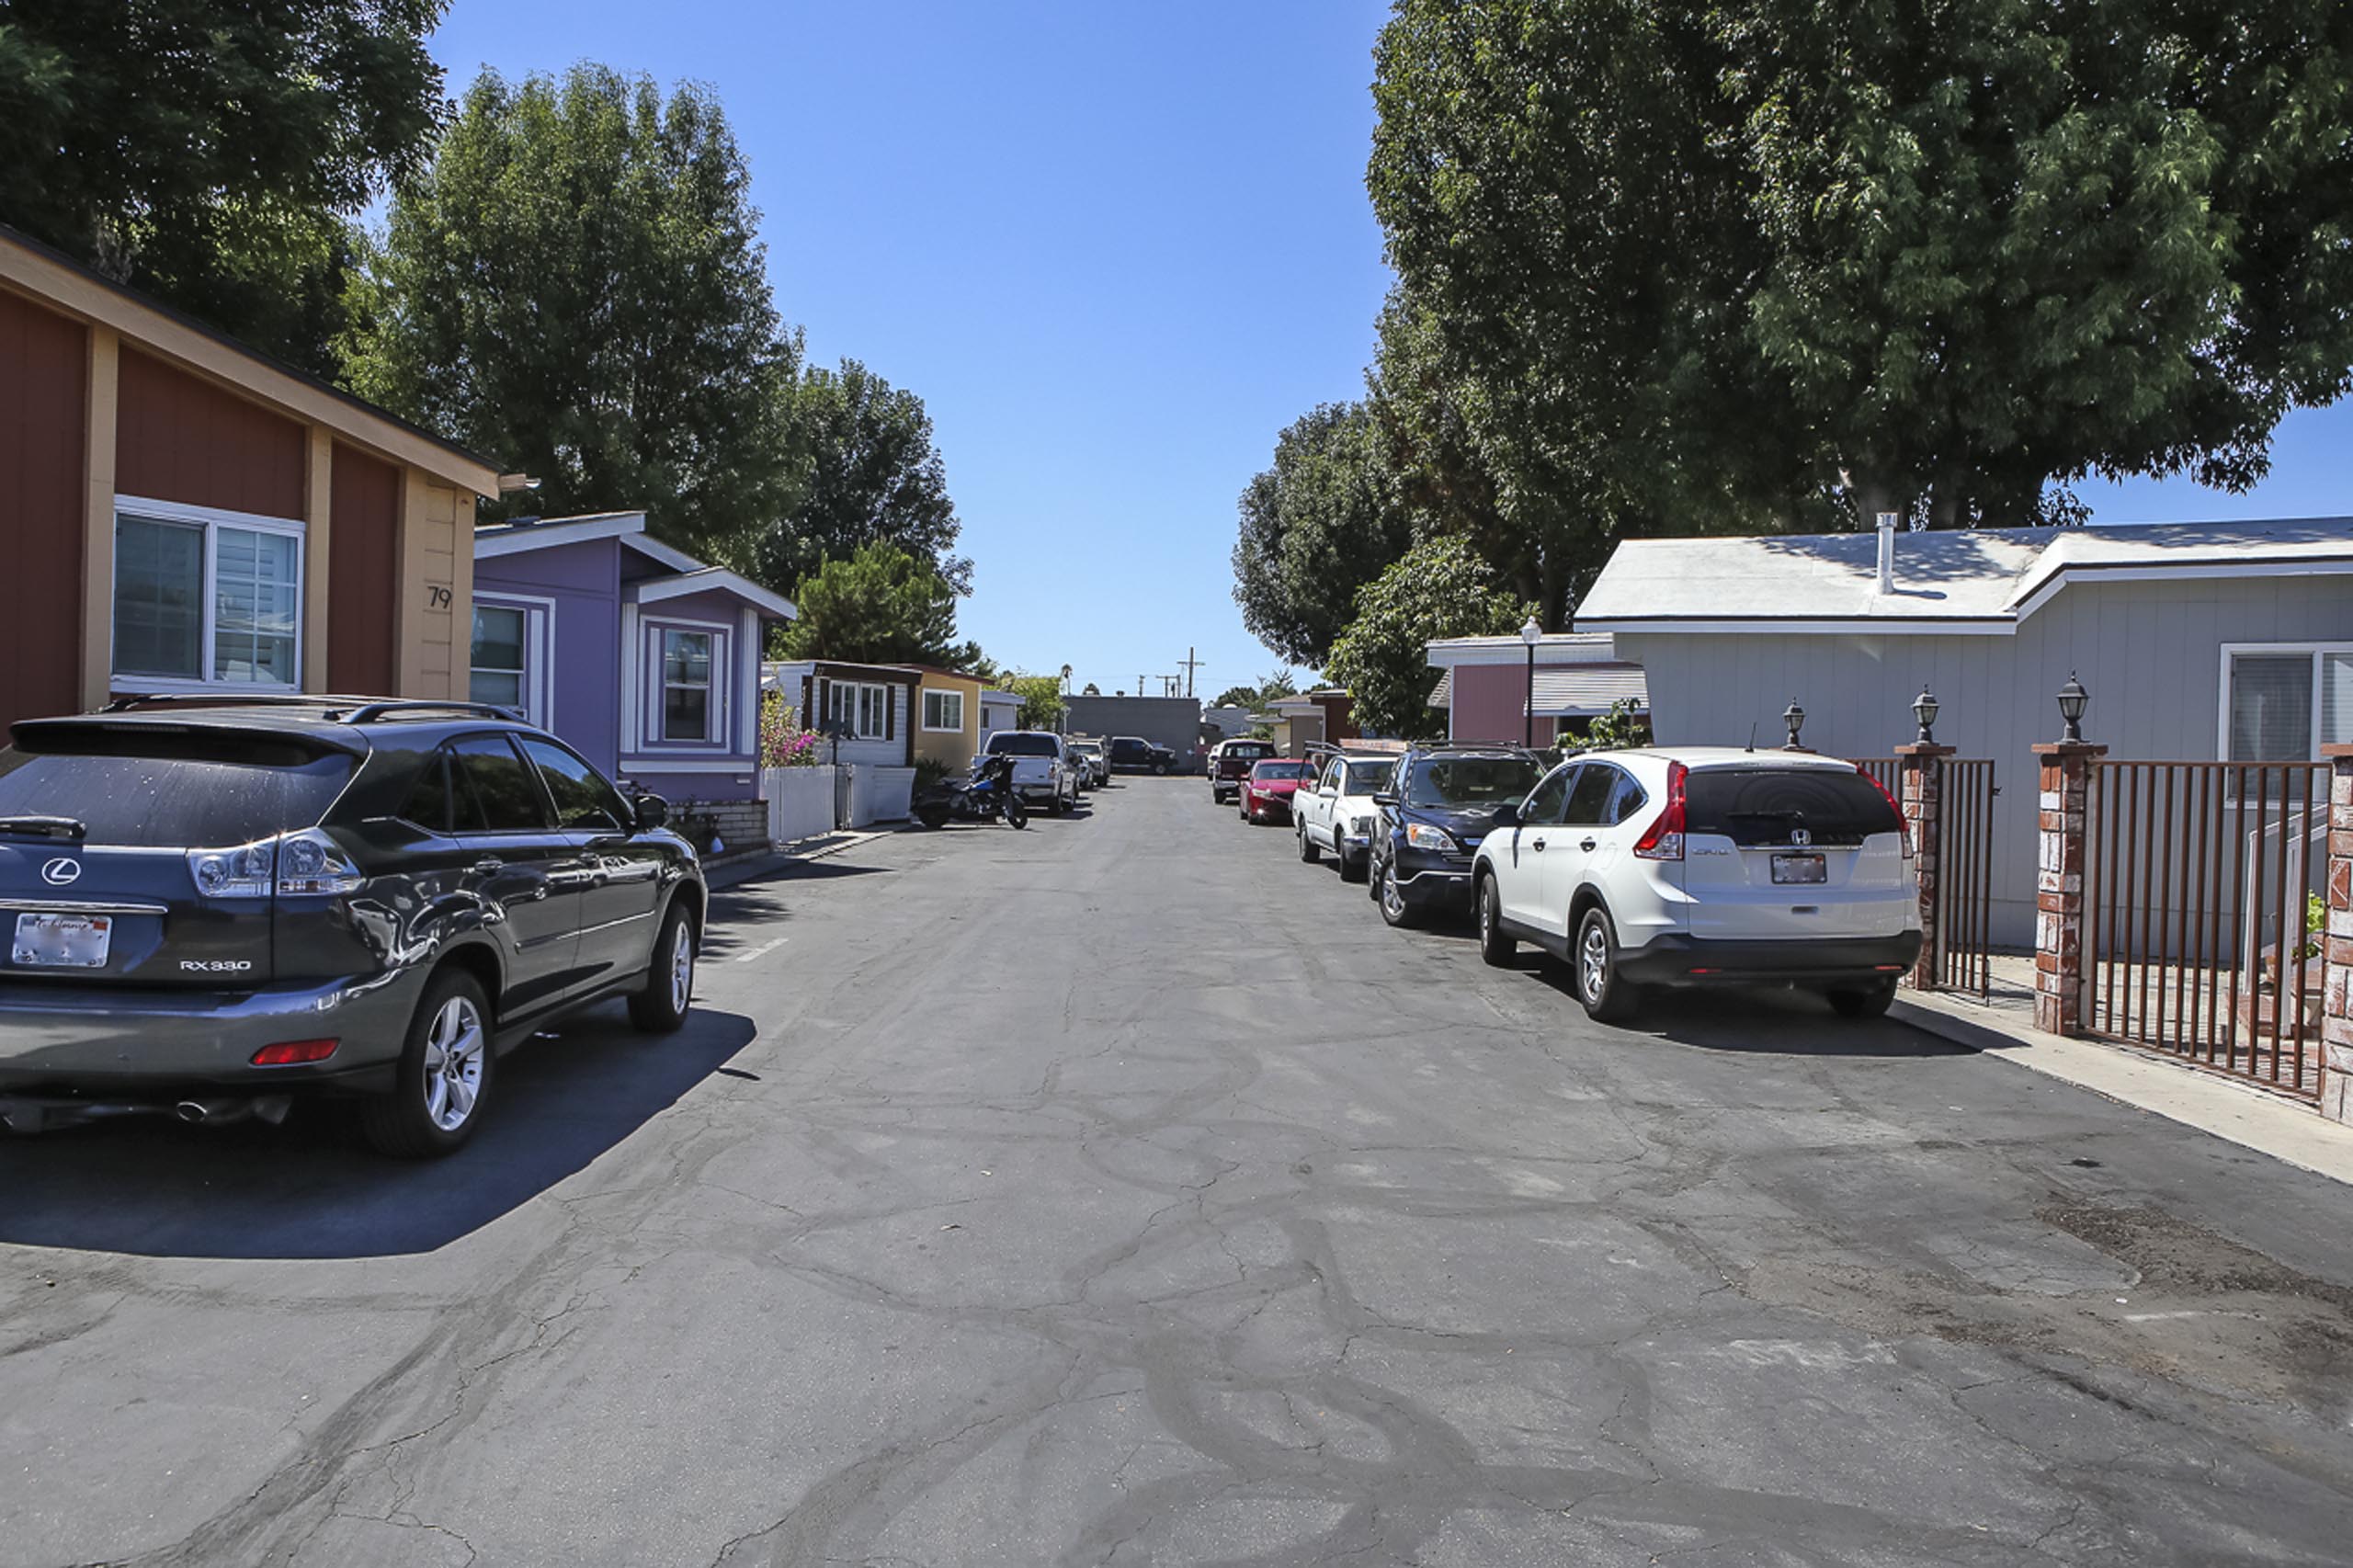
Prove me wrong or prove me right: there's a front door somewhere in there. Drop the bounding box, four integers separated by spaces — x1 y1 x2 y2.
1496 765 1574 926
517 734 666 992
1544 763 1624 937
447 733 590 1022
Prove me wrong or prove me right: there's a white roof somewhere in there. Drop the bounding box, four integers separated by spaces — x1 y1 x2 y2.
475 509 791 618
1574 517 2353 635
1426 631 1620 668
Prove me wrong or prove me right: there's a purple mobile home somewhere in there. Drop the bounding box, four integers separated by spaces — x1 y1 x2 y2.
471 512 795 806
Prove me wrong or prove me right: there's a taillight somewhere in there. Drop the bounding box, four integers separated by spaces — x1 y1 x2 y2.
252 1038 338 1066
188 829 362 899
1861 771 1914 858
1633 761 1688 860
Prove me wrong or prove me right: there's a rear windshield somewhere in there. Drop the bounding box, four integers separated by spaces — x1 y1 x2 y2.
1404 756 1541 806
1684 767 1902 846
0 734 354 846
1344 760 1392 792
984 733 1059 757
1224 743 1273 760
1253 760 1314 780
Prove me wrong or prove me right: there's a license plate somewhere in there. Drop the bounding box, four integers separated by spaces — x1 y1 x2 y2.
13 912 112 968
1770 853 1827 885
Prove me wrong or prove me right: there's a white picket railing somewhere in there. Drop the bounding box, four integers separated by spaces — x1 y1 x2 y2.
763 766 838 844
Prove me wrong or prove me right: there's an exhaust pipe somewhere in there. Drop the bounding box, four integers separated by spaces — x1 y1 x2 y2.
176 1097 249 1126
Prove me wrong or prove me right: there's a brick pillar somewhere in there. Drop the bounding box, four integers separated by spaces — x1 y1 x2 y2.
1896 744 1955 990
2321 744 2353 1122
2031 742 2104 1035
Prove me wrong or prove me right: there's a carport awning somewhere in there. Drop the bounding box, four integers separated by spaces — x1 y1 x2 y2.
1528 664 1648 717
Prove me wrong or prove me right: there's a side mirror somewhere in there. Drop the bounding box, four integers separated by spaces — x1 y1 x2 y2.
1371 792 1398 809
633 792 670 832
1492 802 1520 827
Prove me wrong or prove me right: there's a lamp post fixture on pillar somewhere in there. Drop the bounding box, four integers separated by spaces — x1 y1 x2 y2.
1913 686 1940 746
1782 700 1807 751
2056 672 2089 744
1520 616 1542 748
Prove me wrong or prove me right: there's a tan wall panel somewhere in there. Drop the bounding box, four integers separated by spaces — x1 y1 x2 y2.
397 477 467 697
77 327 117 711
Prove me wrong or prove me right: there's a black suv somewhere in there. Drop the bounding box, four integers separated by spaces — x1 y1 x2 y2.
1366 744 1547 927
0 697 707 1157
1107 735 1174 775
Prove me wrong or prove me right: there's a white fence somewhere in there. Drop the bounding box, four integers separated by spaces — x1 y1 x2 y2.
845 766 915 827
760 764 915 839
763 766 838 844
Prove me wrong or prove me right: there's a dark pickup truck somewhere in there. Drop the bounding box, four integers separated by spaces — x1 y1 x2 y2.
1108 736 1176 776
1209 739 1277 803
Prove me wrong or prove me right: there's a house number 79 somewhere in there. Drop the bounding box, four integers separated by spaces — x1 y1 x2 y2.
426 585 452 610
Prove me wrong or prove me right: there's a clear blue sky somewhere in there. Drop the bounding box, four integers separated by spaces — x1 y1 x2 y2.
424 2 2347 698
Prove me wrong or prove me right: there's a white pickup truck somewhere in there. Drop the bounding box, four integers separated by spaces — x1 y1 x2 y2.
980 731 1081 815
1294 751 1395 882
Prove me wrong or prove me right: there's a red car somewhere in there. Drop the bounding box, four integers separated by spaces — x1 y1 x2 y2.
1239 758 1315 824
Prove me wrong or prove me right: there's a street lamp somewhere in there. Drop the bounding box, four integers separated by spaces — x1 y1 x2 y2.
1782 700 1807 750
1912 686 1940 746
1520 616 1543 748
2056 672 2089 744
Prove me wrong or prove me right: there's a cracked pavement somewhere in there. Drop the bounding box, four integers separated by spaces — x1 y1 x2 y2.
2 777 2350 1565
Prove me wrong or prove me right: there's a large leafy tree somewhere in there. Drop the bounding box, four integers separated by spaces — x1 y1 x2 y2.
0 0 448 372
1726 0 2353 524
1369 1 1805 627
779 542 966 667
744 359 970 597
1232 402 1416 667
1324 538 1531 740
1369 0 2353 558
343 66 797 554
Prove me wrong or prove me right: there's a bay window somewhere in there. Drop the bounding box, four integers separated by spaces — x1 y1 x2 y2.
112 500 302 688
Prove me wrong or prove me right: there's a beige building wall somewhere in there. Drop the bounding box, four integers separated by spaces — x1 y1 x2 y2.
913 676 983 769
397 476 473 698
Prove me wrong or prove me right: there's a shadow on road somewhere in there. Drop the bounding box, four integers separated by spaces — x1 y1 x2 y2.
1519 963 1969 1059
0 1006 758 1261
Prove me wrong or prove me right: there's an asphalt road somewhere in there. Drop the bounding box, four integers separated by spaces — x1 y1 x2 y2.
4 777 2351 1566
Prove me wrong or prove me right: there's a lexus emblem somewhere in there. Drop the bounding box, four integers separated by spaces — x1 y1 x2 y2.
40 857 82 887
1790 827 1813 847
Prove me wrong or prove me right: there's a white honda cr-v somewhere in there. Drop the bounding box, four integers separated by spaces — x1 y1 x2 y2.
1471 748 1920 1022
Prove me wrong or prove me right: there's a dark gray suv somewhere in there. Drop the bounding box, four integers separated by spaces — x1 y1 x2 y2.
0 697 708 1157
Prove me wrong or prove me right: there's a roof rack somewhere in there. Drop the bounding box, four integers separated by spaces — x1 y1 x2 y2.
324 699 528 726
100 692 355 714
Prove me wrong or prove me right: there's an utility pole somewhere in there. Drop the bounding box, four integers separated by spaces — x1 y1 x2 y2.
1137 675 1147 700
1176 646 1205 699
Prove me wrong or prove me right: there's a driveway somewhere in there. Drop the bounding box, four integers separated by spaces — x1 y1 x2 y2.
2 778 2349 1565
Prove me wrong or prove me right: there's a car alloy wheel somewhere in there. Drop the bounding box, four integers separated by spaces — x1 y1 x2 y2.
668 918 694 1015
1579 920 1609 1006
1383 868 1406 921
423 994 486 1132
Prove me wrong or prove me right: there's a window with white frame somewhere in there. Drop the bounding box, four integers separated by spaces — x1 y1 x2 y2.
661 630 716 742
471 604 529 712
824 680 890 740
112 501 302 687
2224 645 2353 762
922 687 964 732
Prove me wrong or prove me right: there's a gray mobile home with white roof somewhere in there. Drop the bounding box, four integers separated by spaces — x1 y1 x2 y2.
1575 517 2353 946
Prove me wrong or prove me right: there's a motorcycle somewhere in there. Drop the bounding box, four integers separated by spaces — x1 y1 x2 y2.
915 752 1029 830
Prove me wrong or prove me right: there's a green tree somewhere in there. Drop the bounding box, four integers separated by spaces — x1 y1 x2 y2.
1232 402 1417 667
1324 539 1531 741
0 1 448 372
744 358 970 597
1725 0 2353 523
1211 669 1297 710
1370 0 2353 553
779 541 964 666
342 66 797 554
1003 674 1066 732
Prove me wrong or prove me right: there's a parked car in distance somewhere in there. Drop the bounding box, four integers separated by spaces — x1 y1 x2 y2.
1368 744 1547 929
1239 757 1315 824
1473 748 1920 1023
1294 752 1393 882
1209 738 1276 803
0 696 705 1157
1066 738 1109 788
1107 735 1174 775
980 730 1081 812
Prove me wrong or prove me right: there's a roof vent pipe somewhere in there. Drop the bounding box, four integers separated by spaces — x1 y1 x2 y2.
1875 511 1899 595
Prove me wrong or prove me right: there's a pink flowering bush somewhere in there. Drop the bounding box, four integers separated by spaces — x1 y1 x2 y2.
759 693 823 767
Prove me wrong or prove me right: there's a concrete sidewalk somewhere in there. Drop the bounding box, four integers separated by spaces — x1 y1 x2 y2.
704 828 892 892
1893 970 2353 1187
